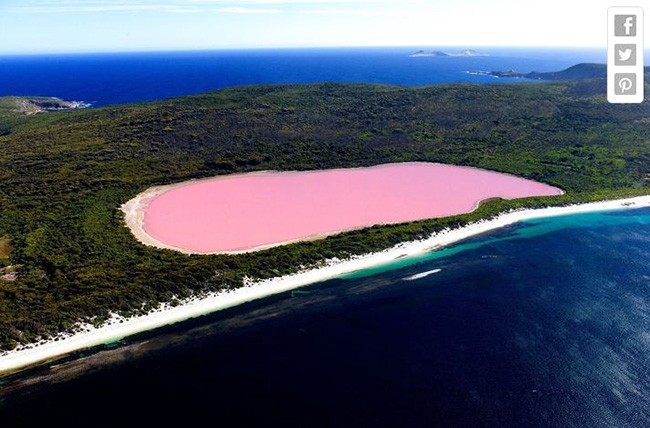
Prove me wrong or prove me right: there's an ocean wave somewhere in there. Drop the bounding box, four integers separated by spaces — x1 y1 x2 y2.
403 268 442 281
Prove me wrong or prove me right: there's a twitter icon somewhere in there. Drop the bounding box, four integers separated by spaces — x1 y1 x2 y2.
614 44 636 66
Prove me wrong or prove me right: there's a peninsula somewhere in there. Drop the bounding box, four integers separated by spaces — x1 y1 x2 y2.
0 96 89 116
470 63 649 81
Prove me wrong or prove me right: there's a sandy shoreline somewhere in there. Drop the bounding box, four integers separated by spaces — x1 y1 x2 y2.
1 195 649 375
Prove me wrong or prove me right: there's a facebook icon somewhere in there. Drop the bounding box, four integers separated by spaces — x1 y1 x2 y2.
615 15 636 36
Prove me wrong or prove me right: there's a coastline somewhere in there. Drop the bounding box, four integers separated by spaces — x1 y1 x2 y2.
2 195 649 375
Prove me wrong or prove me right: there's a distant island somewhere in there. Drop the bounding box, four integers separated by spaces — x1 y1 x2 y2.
410 49 482 57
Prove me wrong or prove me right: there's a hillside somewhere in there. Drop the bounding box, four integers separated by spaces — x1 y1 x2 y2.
525 63 607 80
0 96 89 137
0 80 649 350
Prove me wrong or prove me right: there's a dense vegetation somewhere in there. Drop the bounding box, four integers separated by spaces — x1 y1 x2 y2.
0 76 649 351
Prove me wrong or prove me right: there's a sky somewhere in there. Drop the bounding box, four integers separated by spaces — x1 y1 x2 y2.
0 0 647 54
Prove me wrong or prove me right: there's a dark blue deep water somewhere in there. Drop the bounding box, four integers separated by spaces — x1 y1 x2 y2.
1 208 649 427
0 47 607 106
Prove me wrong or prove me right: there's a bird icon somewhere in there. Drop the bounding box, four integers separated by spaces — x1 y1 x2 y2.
618 48 633 62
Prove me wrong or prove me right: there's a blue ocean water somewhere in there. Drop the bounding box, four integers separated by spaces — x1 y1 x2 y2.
0 47 608 106
2 207 649 427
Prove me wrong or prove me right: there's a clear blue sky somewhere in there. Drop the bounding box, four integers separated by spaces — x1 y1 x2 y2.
0 0 646 54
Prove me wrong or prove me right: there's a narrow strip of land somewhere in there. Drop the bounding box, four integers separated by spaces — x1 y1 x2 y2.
2 195 648 375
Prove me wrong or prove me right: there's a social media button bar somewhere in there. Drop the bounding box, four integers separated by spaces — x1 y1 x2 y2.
608 7 644 103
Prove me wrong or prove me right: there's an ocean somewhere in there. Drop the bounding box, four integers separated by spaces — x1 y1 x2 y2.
1 207 650 427
0 47 608 106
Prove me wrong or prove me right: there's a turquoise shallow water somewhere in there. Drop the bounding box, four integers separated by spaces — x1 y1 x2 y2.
343 208 650 280
2 207 650 427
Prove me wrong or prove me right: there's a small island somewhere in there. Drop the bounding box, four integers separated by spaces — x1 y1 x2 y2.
458 49 480 56
410 49 483 57
410 50 449 57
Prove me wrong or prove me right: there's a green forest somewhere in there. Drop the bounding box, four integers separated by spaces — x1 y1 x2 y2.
0 76 649 350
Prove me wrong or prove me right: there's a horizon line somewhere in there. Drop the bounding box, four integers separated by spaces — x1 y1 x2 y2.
0 44 612 57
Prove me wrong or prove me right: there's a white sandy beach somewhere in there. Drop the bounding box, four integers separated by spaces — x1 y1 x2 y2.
1 195 649 374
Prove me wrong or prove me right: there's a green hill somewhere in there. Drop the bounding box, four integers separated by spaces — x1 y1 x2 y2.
525 63 608 80
0 80 649 350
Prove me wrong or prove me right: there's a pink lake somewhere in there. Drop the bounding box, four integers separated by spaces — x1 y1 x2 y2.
142 163 562 253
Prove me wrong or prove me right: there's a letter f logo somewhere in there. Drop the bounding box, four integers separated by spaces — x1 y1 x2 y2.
624 16 634 35
615 15 637 37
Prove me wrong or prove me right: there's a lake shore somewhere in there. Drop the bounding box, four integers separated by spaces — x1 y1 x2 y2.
1 195 649 375
121 162 562 254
